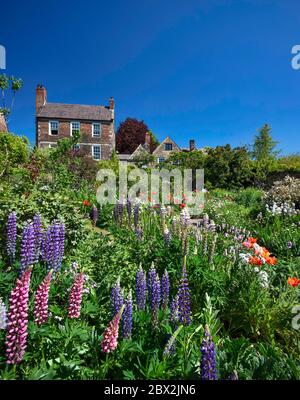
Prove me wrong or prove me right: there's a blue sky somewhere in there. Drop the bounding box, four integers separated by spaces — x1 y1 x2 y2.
1 0 300 154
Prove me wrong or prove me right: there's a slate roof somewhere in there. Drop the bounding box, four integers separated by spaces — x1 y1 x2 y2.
36 102 113 121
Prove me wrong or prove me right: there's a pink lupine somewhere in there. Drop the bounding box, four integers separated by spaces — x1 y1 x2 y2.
68 272 85 319
101 305 124 353
5 268 32 364
34 271 52 325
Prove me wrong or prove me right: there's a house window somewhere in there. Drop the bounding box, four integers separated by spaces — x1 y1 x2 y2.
158 157 165 163
49 121 59 135
48 143 57 149
165 143 173 151
92 145 101 160
70 121 80 136
73 144 80 151
92 123 101 137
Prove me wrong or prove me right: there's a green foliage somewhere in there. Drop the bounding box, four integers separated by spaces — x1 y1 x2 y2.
0 131 29 178
252 124 279 162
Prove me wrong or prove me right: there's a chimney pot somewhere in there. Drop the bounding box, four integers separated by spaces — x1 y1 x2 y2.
109 97 114 110
189 139 195 151
36 84 47 113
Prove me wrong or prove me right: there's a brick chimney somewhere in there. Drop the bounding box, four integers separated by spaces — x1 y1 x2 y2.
109 96 114 110
36 84 47 113
144 131 151 150
189 139 195 151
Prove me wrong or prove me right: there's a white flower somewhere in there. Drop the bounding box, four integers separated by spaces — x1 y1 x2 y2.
0 297 7 330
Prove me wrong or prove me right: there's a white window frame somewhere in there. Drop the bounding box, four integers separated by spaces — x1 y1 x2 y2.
70 121 80 137
49 121 59 135
158 157 165 163
92 122 101 137
92 145 101 160
48 143 57 149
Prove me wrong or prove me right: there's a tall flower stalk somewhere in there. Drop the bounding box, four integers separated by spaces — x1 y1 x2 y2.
111 277 124 316
42 221 65 272
200 325 217 380
161 269 170 310
150 273 161 328
178 260 191 326
122 290 132 339
34 270 52 325
136 266 146 311
6 212 17 263
101 305 124 353
33 213 43 263
20 223 35 274
0 297 7 330
68 272 85 319
5 268 32 364
92 205 98 227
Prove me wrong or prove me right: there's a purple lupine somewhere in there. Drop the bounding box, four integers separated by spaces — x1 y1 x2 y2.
34 271 52 325
92 205 98 227
161 270 170 310
122 290 132 339
150 273 161 328
20 222 35 274
133 204 140 229
0 297 7 330
136 266 146 311
68 272 85 319
111 277 124 316
42 221 65 272
200 325 217 380
147 264 157 299
33 213 43 263
170 294 179 328
287 241 293 249
5 268 32 364
6 212 17 263
178 265 191 326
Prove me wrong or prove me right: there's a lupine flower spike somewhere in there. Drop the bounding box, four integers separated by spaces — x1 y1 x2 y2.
161 269 170 310
101 305 125 353
5 268 32 364
200 325 217 380
68 272 85 318
178 258 191 326
150 273 161 328
33 213 43 263
111 277 124 316
136 266 146 311
34 270 52 325
6 212 17 263
20 222 35 274
92 206 98 227
122 290 133 339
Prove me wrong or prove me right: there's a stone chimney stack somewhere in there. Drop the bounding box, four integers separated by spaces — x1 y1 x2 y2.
109 97 115 110
189 139 195 151
0 113 8 132
36 84 47 113
144 131 151 150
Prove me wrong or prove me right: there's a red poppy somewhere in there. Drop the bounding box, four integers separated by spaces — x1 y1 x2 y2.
83 200 91 207
248 256 263 266
180 203 186 208
287 277 300 287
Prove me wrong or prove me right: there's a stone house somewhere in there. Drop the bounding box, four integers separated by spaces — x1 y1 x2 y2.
35 84 115 160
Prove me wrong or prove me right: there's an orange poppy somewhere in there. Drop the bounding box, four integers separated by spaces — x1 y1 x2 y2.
248 256 263 266
287 277 300 287
83 200 91 207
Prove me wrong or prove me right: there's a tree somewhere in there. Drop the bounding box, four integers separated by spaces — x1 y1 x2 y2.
0 131 29 178
0 74 23 126
252 124 279 162
116 118 150 154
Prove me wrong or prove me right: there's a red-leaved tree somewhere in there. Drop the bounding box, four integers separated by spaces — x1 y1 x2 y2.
116 118 150 154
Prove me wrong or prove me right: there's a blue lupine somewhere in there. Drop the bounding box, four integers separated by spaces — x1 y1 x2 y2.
135 226 143 241
150 273 161 328
161 270 170 310
200 325 217 380
163 228 172 245
178 265 191 326
133 204 139 229
126 198 132 221
33 214 43 263
20 222 35 274
122 290 133 339
6 212 17 263
136 266 146 310
41 221 65 272
147 264 157 299
111 277 124 316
